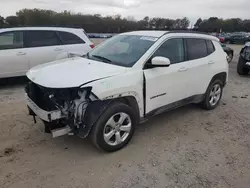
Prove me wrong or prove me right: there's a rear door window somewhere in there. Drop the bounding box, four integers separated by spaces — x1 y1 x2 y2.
186 38 208 60
206 40 215 55
0 31 24 50
57 31 85 45
26 30 62 47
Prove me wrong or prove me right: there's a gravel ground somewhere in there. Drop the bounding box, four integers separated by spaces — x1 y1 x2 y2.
0 44 250 188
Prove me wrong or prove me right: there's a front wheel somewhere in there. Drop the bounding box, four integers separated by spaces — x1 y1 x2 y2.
202 80 223 110
91 102 136 152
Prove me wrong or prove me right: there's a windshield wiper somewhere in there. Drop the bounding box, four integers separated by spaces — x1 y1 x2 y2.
92 55 112 63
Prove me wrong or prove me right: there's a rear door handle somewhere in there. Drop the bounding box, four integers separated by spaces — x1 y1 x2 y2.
16 52 26 56
208 61 215 65
54 48 63 51
178 67 188 72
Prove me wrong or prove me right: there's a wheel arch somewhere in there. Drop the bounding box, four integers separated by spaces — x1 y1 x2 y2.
114 96 141 124
102 92 143 118
77 94 141 138
207 72 227 90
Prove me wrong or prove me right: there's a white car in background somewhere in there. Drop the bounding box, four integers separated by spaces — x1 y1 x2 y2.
0 27 94 78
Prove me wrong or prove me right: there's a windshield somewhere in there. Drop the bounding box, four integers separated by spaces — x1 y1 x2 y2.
88 35 157 67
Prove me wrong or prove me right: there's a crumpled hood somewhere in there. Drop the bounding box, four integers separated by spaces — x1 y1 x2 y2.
26 57 128 88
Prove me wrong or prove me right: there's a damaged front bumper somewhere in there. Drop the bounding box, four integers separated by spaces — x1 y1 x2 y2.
26 94 73 137
26 94 63 122
25 82 108 139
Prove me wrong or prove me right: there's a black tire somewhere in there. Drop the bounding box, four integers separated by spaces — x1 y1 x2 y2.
237 57 249 75
202 80 223 110
91 102 136 152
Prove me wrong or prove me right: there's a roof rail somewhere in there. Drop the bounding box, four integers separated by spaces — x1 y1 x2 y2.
167 30 211 36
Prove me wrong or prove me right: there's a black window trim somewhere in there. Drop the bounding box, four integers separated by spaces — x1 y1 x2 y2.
56 31 85 45
143 37 186 69
24 30 63 48
143 36 217 69
205 39 215 55
0 30 25 50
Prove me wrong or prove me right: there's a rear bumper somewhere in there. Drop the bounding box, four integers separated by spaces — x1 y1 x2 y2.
25 94 63 122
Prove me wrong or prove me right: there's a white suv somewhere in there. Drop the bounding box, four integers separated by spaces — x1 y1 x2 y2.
0 27 94 78
25 31 228 152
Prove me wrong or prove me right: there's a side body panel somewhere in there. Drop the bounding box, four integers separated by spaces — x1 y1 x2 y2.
83 70 144 117
0 48 29 78
144 62 189 114
184 41 228 97
26 45 67 69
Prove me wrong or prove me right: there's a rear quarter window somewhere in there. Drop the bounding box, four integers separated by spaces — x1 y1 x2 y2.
206 40 215 55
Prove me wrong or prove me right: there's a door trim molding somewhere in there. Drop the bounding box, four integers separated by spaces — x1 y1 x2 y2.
144 94 205 118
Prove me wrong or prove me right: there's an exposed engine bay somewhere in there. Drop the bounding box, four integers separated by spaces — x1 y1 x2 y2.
25 81 110 138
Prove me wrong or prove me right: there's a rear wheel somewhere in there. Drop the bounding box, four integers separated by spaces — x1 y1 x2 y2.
91 102 136 152
202 80 223 110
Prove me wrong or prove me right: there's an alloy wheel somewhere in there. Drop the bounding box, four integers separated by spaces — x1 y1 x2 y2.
209 84 221 106
103 112 132 146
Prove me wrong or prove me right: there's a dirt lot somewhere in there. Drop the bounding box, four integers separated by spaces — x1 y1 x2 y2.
0 44 250 188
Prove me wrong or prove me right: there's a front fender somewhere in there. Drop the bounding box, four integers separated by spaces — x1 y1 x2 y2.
82 70 144 117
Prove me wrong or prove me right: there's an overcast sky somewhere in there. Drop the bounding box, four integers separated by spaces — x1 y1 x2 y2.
0 0 249 24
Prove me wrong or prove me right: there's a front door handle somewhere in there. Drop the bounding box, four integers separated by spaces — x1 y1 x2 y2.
178 67 188 72
16 52 26 56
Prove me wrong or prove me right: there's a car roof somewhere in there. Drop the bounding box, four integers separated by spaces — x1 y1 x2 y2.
0 27 85 33
120 30 219 41
121 30 168 38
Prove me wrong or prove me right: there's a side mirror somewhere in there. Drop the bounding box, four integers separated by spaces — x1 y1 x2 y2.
151 56 170 67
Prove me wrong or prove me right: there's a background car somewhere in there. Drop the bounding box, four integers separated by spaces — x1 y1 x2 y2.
237 42 250 75
224 34 250 44
0 27 94 78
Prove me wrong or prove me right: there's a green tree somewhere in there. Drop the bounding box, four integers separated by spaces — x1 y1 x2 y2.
3 8 250 33
0 15 4 28
6 16 19 27
194 18 202 29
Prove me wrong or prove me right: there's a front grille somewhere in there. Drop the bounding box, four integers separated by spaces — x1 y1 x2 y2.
25 82 80 111
26 82 58 111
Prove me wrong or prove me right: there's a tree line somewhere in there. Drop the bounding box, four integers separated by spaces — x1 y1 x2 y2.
0 9 189 32
0 9 250 33
194 17 250 33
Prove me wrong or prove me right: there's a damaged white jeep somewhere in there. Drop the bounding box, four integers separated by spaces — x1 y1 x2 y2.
25 31 228 152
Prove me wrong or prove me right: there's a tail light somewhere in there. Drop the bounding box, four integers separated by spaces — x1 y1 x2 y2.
90 44 95 49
